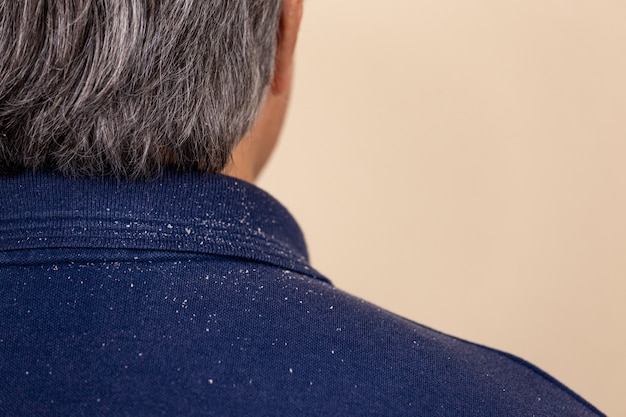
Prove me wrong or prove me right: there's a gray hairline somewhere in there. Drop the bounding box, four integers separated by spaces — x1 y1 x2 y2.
0 0 282 179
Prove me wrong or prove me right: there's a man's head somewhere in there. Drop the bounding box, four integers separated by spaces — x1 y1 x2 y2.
0 0 301 180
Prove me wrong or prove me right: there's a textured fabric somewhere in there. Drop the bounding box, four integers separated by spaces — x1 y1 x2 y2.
0 171 604 416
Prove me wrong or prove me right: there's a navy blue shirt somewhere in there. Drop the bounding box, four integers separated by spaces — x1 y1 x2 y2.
0 171 604 416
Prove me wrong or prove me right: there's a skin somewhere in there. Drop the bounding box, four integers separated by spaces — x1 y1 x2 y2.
222 0 303 183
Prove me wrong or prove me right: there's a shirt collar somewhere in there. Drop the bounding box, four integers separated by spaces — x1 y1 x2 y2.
0 170 329 283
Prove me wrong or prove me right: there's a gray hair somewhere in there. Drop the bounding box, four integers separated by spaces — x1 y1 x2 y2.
0 0 282 178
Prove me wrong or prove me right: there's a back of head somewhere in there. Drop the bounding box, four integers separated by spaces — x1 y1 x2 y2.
0 0 281 179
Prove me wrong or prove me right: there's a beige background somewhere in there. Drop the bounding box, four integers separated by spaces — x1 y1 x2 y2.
258 1 626 416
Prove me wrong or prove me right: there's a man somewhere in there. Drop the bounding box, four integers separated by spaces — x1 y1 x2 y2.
0 1 605 415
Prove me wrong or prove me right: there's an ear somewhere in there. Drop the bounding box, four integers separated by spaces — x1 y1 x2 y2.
271 0 303 95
